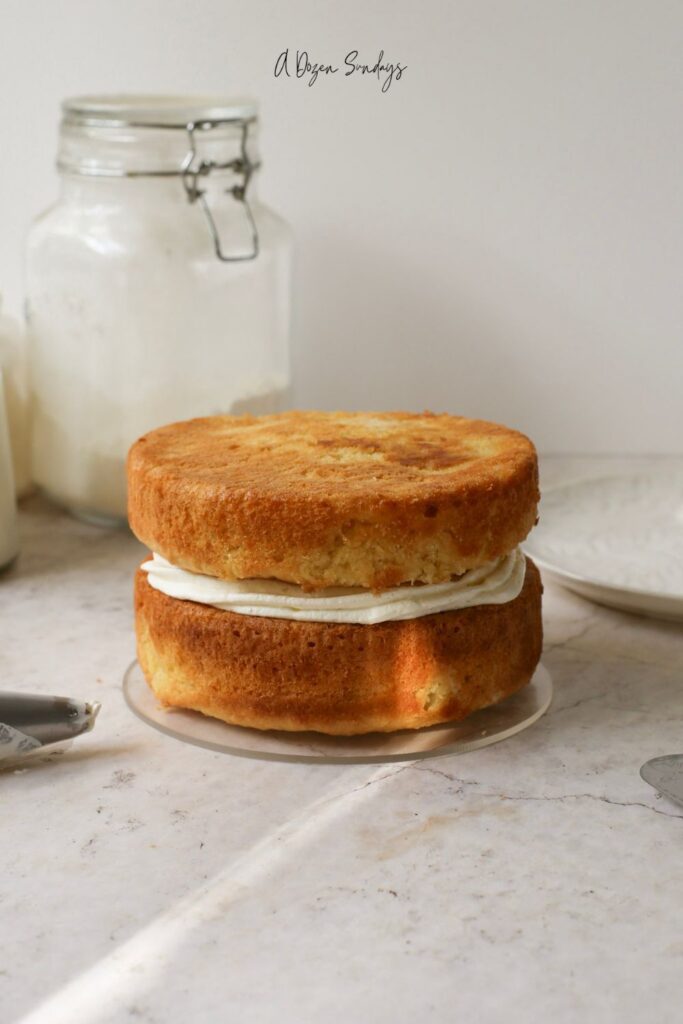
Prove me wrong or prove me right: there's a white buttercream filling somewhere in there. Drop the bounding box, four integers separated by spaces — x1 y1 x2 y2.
141 547 526 625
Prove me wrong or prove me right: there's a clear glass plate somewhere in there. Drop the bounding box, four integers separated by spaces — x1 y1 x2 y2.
123 661 552 765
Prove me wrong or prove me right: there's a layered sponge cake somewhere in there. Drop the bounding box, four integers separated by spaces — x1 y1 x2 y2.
128 411 542 734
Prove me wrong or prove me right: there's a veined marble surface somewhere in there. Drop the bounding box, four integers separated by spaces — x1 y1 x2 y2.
1 457 682 1024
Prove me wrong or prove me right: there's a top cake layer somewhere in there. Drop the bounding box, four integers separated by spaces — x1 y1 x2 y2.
127 410 539 590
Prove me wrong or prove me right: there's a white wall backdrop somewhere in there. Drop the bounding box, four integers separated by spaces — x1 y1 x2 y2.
1 0 681 452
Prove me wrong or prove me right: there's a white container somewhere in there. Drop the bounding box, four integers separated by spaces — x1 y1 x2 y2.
0 370 19 569
26 95 292 525
0 296 31 497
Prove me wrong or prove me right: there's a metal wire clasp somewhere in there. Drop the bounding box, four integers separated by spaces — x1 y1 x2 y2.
181 118 260 262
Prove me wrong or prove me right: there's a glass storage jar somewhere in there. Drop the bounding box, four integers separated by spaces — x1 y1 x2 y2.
0 294 31 497
0 370 19 569
26 95 291 525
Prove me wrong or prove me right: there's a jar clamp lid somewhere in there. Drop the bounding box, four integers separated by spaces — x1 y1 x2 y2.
59 95 261 262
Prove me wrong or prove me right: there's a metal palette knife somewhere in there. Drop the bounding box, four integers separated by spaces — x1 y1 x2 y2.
640 755 683 807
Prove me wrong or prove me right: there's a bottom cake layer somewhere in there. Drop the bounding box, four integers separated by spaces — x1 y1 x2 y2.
134 558 543 735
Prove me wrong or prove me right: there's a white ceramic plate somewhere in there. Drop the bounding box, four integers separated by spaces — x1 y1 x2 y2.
525 471 683 620
123 661 552 765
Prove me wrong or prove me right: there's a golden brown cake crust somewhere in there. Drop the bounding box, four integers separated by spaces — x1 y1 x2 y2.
128 411 539 590
134 558 543 735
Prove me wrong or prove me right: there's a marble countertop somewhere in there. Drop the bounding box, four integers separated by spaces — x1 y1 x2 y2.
2 457 682 1024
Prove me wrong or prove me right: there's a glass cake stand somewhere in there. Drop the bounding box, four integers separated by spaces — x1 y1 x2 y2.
123 661 552 764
